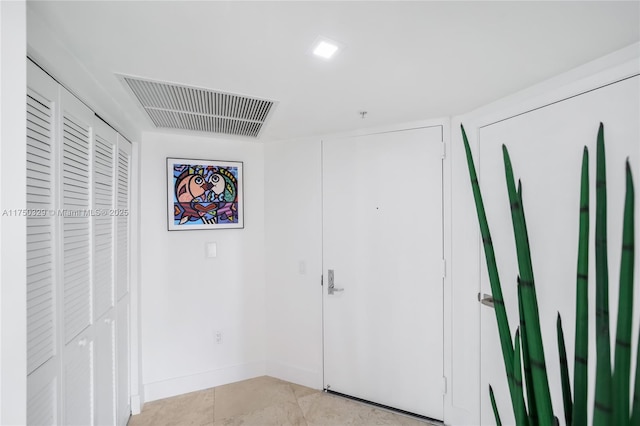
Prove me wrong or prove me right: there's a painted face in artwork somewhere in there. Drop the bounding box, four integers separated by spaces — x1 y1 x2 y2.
209 173 226 196
175 173 212 202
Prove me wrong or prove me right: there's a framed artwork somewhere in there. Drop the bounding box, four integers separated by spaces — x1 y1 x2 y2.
167 158 244 230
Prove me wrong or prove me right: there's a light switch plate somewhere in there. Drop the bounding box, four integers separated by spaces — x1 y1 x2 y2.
206 242 217 258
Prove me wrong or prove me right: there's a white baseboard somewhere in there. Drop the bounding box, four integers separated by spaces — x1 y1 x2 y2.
142 361 266 403
130 394 142 415
265 360 322 390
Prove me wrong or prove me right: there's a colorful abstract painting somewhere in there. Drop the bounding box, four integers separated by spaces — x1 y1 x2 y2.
167 158 243 230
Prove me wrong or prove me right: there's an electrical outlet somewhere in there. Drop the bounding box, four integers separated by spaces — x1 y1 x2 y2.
215 331 223 344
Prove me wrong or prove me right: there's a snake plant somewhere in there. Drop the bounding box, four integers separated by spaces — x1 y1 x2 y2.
461 123 637 425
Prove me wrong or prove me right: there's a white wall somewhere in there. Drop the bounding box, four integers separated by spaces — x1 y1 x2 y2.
0 1 27 424
264 137 323 389
139 132 266 402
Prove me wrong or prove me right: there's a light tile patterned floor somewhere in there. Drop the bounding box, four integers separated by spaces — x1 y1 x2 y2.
128 376 441 426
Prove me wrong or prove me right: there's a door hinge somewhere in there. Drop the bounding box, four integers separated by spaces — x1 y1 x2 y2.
441 259 447 278
441 141 446 159
442 376 448 395
321 275 323 286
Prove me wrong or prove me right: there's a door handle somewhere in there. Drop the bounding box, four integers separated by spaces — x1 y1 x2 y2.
328 269 344 295
478 293 494 308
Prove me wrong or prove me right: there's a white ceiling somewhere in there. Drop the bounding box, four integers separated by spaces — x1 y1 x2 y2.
27 1 640 142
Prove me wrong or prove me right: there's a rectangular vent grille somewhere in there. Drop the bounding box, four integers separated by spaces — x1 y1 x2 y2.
123 77 274 138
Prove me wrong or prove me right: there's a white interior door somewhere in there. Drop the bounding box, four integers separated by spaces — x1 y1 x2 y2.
92 118 117 426
478 76 640 425
322 126 444 419
60 87 95 426
26 61 59 426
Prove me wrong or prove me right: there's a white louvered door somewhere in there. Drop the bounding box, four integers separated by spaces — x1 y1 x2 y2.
60 87 95 426
93 118 117 426
26 61 59 426
26 60 132 426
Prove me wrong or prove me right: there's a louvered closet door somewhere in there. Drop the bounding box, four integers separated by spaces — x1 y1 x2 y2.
26 61 60 426
26 60 134 426
60 88 95 426
115 135 132 426
93 118 117 426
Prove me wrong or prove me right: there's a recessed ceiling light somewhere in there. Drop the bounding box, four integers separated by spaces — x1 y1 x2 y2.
312 37 341 60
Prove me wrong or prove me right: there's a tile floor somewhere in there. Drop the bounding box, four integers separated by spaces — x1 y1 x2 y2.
128 376 441 426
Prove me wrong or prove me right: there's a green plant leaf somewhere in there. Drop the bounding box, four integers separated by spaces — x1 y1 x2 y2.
461 125 518 408
490 385 503 426
612 160 635 426
503 145 554 425
514 328 528 426
573 147 590 426
518 283 537 425
557 313 572 426
594 123 613 425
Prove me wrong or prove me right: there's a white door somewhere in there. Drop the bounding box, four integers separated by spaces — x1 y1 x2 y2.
478 76 640 425
60 87 95 426
323 126 444 419
26 61 59 426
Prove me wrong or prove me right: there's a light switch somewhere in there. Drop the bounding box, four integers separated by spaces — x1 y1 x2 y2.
206 242 217 258
298 260 306 275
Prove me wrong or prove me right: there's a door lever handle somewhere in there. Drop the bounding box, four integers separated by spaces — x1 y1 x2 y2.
478 293 494 308
327 269 344 295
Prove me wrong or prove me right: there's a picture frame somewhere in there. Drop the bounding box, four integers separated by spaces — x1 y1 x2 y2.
167 158 244 230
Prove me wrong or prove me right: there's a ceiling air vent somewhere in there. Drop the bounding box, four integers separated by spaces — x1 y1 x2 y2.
122 76 275 138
